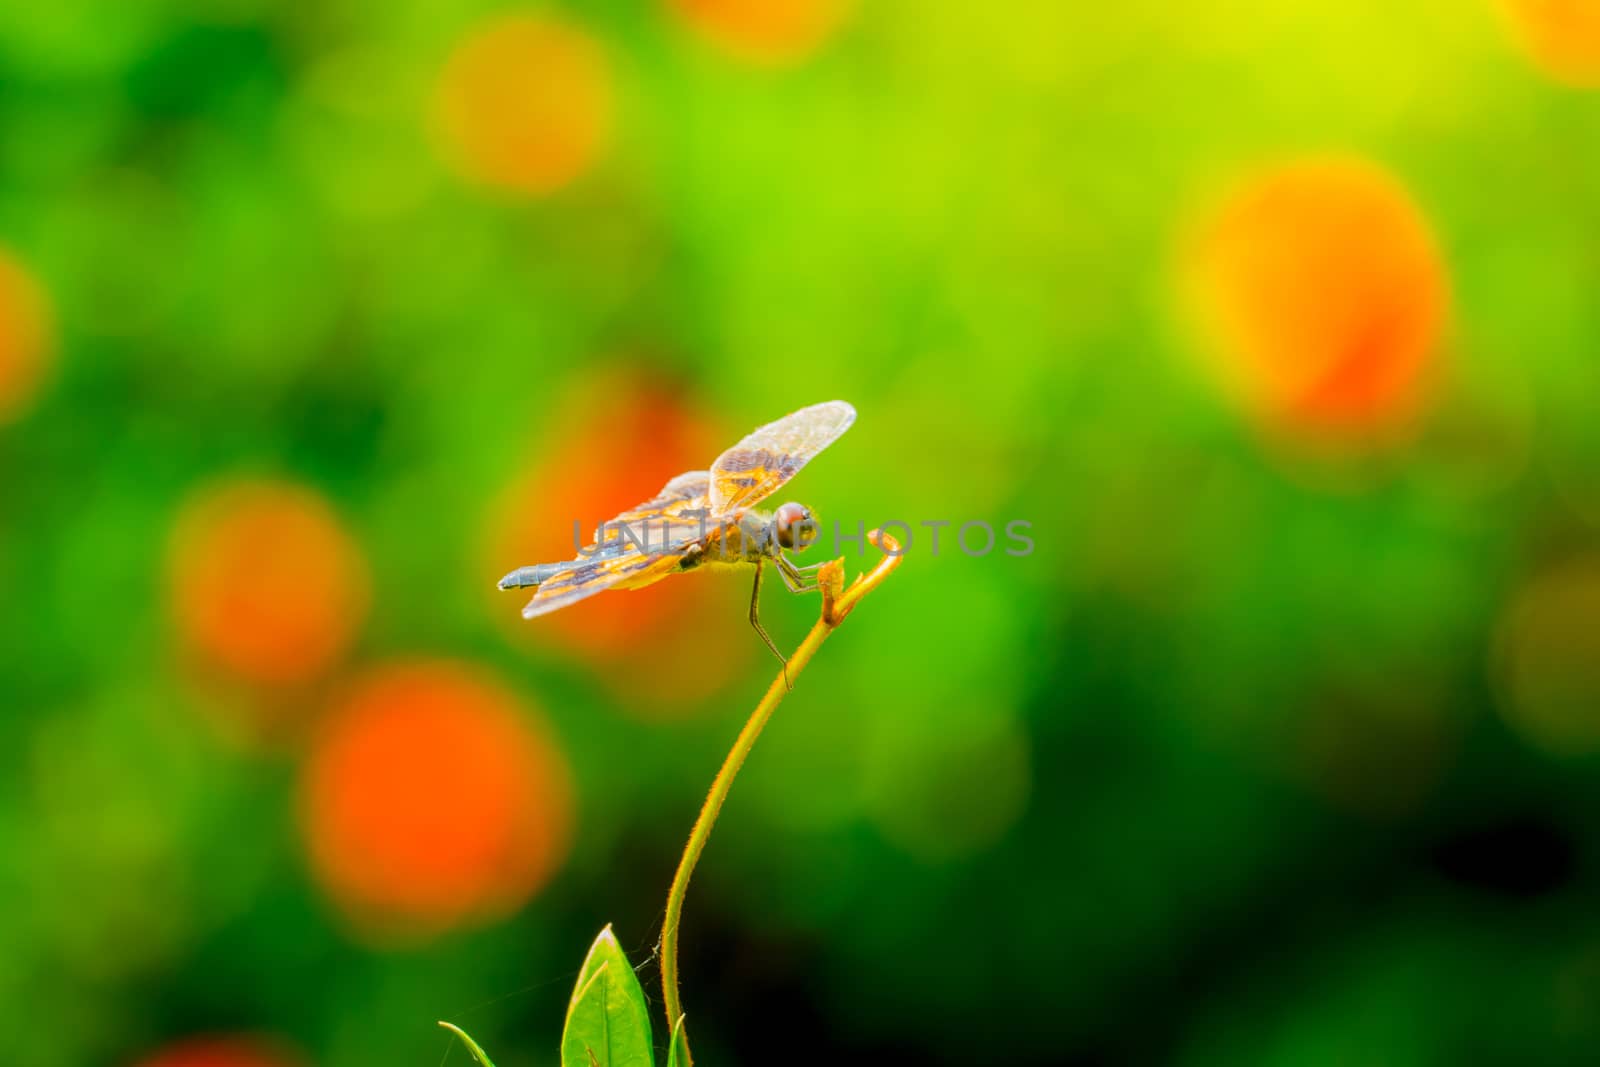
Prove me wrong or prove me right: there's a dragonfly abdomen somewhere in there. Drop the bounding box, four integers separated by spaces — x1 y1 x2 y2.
497 562 576 590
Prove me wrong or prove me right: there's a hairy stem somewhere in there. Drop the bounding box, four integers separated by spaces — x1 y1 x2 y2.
659 531 903 1065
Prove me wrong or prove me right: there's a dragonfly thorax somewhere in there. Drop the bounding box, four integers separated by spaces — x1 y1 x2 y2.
685 504 816 571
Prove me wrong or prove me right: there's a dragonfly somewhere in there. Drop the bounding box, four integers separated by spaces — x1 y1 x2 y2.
498 400 856 677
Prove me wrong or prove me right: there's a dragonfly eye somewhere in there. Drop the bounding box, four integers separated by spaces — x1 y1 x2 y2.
774 502 817 550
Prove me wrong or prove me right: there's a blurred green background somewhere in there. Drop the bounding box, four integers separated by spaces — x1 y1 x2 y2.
7 1 1600 1064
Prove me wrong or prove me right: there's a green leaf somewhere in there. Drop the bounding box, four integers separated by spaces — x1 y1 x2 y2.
438 1021 498 1067
561 925 654 1067
666 1015 691 1067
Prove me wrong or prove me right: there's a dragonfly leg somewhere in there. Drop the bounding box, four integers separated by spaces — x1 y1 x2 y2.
749 561 792 690
773 555 807 592
774 552 821 592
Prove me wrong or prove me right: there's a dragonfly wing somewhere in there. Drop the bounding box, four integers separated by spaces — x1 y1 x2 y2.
603 469 713 552
520 550 683 618
708 401 856 515
518 469 713 619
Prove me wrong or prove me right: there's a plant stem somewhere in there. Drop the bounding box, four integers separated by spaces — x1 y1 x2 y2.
659 532 903 1065
657 615 827 1045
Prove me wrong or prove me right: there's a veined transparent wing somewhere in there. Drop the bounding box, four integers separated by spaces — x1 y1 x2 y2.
599 470 713 554
708 401 856 515
518 470 713 619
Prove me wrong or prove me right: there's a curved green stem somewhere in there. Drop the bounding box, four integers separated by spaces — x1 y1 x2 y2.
659 532 903 1065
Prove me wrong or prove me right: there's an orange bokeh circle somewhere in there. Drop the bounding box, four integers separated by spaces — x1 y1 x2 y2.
1182 157 1449 441
0 247 54 426
490 380 719 654
300 660 574 938
486 376 754 712
130 1035 301 1067
1500 0 1600 86
668 0 852 64
434 13 613 195
169 479 369 687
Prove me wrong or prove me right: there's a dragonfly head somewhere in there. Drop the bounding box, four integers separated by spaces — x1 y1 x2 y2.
773 501 819 551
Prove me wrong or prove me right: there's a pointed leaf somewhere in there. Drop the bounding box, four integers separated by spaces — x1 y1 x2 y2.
561 927 653 1067
438 1022 498 1067
666 1015 691 1067
568 925 625 1010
